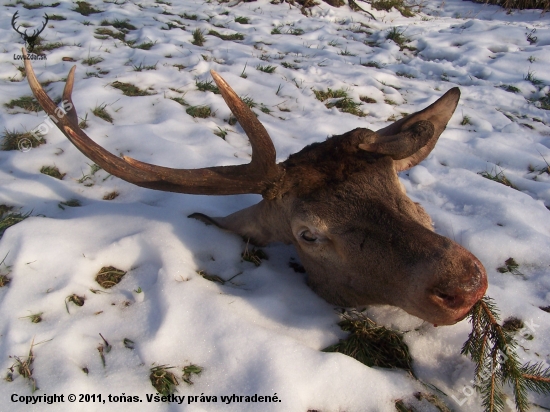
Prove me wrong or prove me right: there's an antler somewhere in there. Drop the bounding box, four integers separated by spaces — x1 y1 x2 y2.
23 48 283 196
30 13 49 40
11 11 25 37
12 12 48 40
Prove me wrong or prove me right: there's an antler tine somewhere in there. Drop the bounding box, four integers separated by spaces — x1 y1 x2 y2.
210 70 277 178
23 51 282 196
11 11 24 36
33 14 49 38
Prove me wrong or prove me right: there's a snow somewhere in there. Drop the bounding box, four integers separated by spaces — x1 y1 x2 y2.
0 0 549 410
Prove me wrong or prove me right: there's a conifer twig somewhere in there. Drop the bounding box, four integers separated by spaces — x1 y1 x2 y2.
463 296 550 412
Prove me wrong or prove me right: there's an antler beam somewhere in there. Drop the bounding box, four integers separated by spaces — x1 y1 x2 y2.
23 48 283 196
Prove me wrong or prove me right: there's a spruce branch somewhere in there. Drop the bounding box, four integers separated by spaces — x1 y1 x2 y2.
463 296 550 412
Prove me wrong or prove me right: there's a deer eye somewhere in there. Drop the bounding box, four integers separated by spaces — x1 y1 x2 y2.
300 230 317 242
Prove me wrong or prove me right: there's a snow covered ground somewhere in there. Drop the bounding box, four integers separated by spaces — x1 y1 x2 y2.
0 0 549 410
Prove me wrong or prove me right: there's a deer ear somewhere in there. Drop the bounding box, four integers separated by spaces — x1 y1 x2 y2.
376 88 460 172
189 200 292 246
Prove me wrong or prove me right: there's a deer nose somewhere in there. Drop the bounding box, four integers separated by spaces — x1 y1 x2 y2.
432 289 466 309
429 258 488 313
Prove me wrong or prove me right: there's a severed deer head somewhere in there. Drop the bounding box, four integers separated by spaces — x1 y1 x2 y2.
23 48 487 326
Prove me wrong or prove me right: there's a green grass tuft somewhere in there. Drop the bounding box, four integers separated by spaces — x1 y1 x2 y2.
497 257 525 277
94 27 125 42
5 96 42 112
92 103 113 123
323 309 413 372
234 16 249 24
360 96 377 103
111 81 152 97
214 127 228 139
524 70 543 86
133 41 156 50
58 199 81 209
256 64 276 73
100 18 136 31
386 27 409 48
208 30 244 41
196 79 220 94
361 61 382 68
191 29 205 46
369 0 414 16
180 12 197 20
1 129 45 151
48 14 66 20
281 62 298 70
314 88 364 117
288 28 304 35
461 115 472 126
186 105 211 118
170 97 188 106
82 55 104 66
479 167 517 189
313 88 348 101
467 0 549 11
182 364 203 385
40 165 65 180
329 98 365 117
500 84 521 93
0 211 31 239
73 1 101 15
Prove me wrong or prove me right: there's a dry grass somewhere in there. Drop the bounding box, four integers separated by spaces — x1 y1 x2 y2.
479 167 516 189
73 1 101 15
9 339 40 392
241 245 268 266
103 191 119 200
65 294 85 313
150 365 179 396
466 0 549 10
1 129 45 151
95 266 126 289
0 274 10 287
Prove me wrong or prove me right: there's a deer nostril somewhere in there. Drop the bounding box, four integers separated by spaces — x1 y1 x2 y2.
433 290 465 309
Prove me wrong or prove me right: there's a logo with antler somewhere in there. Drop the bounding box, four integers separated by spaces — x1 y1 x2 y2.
11 11 49 54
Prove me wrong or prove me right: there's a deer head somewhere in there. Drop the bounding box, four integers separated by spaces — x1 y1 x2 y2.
23 48 487 326
12 12 48 54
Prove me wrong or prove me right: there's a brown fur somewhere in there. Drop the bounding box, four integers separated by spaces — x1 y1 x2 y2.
207 88 487 326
